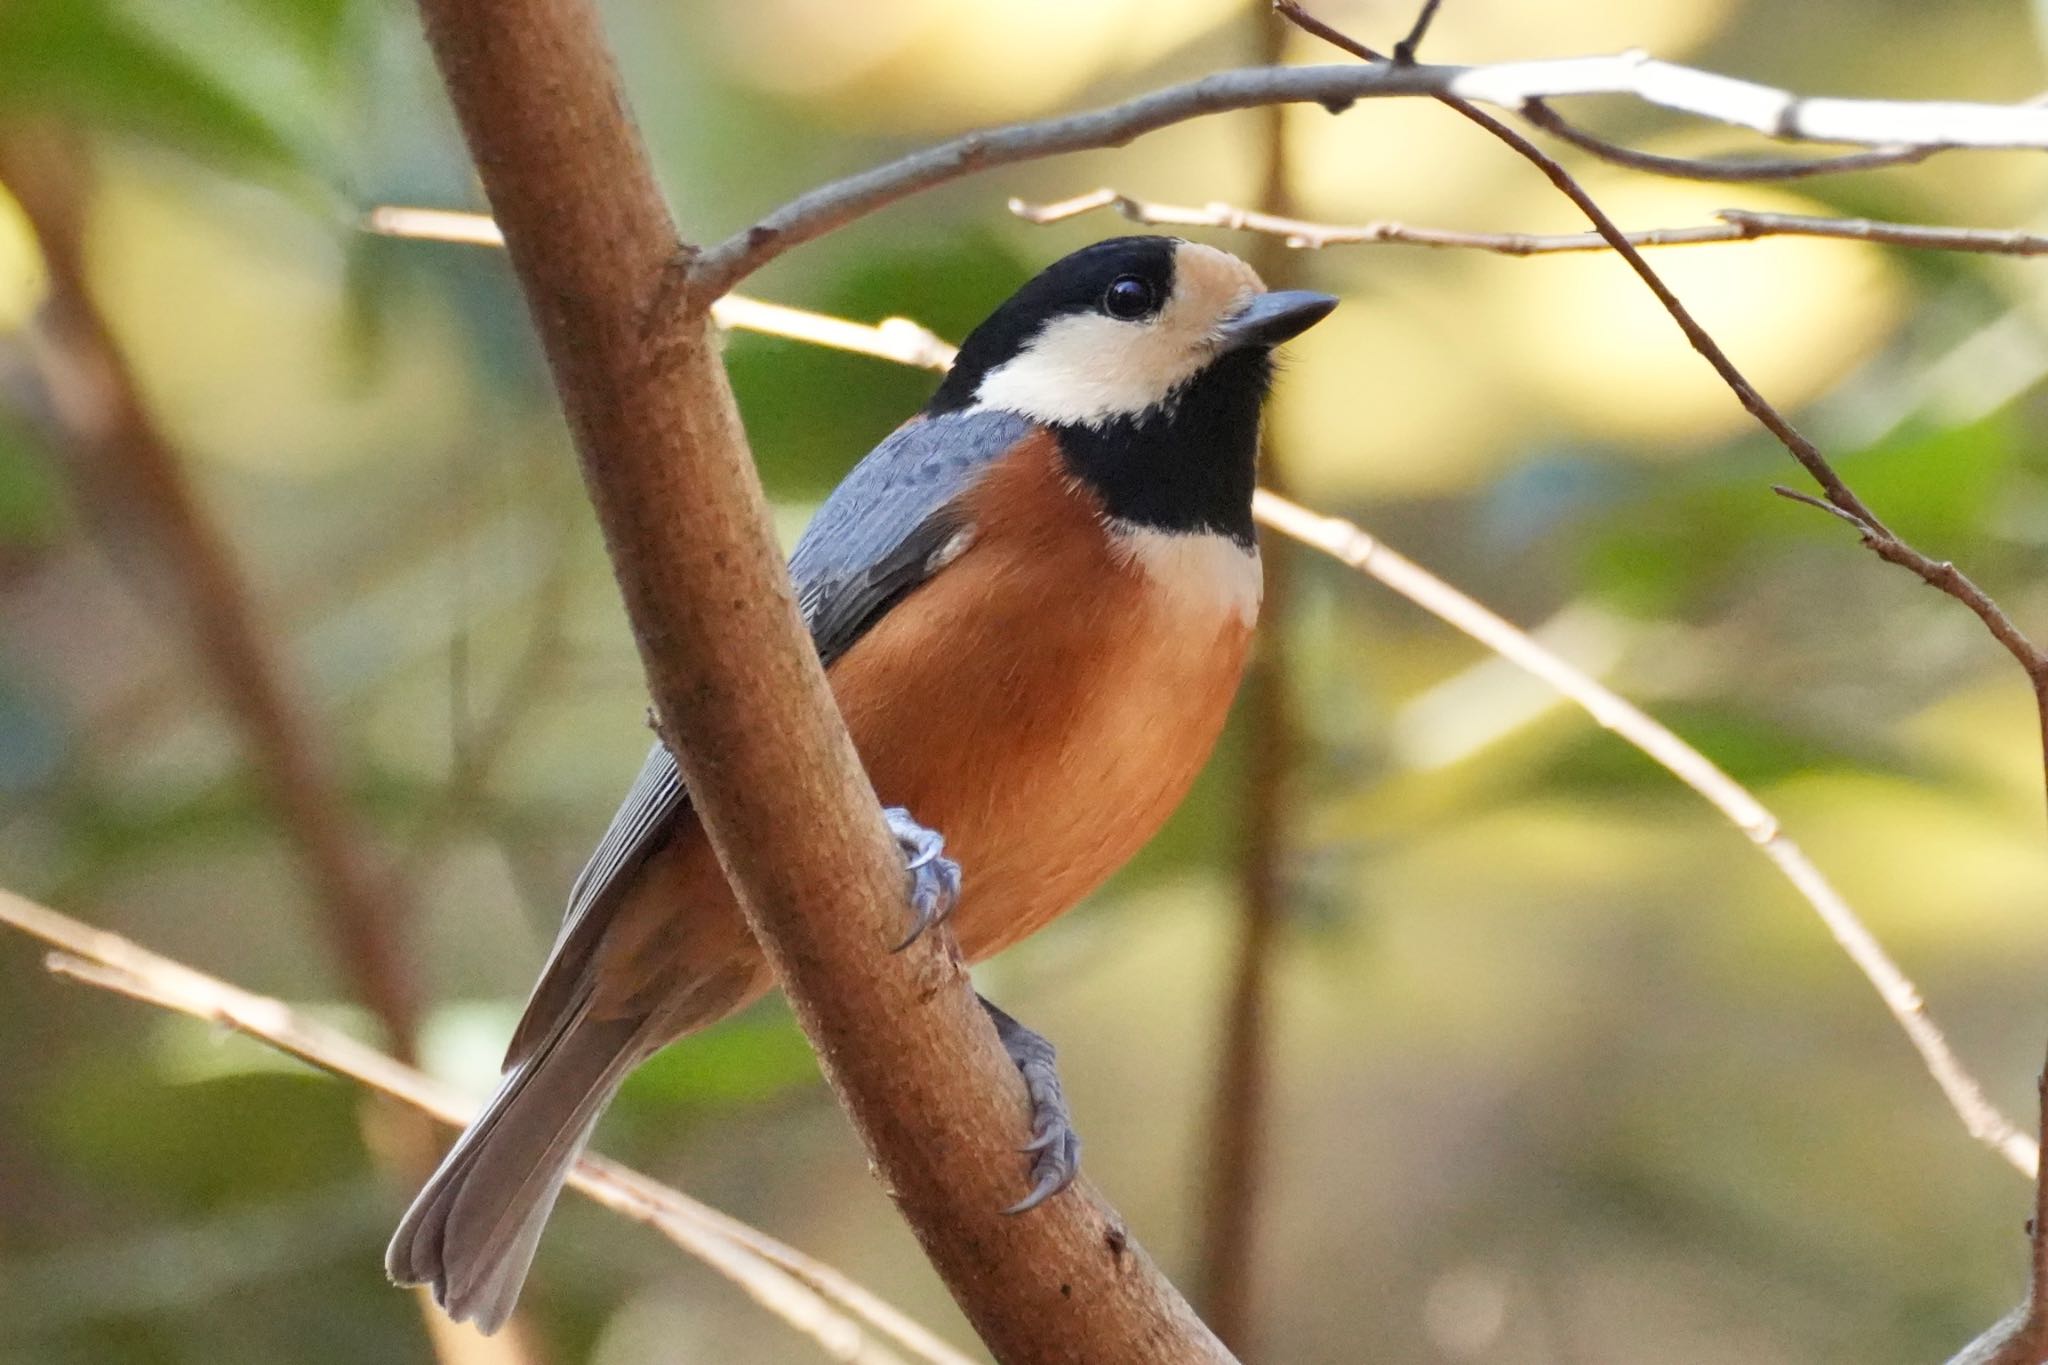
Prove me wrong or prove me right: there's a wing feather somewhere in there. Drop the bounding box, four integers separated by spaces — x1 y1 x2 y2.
502 409 1036 1067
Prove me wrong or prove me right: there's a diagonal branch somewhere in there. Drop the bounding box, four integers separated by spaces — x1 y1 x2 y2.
1251 491 2039 1179
1288 0 2048 1353
1276 0 2048 682
0 889 976 1365
403 0 1232 1358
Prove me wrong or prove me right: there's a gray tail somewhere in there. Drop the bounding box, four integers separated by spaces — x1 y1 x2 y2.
386 1006 642 1334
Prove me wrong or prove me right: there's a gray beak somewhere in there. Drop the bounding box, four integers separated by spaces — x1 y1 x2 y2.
1216 289 1339 351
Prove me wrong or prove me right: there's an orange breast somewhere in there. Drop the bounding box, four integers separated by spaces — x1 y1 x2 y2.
586 432 1256 1036
829 431 1257 960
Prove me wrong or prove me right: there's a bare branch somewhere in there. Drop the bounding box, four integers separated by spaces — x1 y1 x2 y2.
1390 0 1444 67
1279 1 2048 685
403 0 1231 1356
364 208 957 371
0 889 976 1365
1250 492 2040 1179
1012 188 2048 257
1516 84 2046 186
692 53 2048 294
1521 101 1954 183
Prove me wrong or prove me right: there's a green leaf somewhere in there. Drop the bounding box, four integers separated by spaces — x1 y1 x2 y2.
0 0 325 176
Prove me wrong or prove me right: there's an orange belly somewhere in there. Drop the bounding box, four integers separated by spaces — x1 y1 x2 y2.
589 434 1255 1033
835 440 1254 958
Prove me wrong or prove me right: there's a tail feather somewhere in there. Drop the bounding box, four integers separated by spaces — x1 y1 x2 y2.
387 1006 643 1334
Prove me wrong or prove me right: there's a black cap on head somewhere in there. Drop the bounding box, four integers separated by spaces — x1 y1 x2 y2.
926 237 1179 415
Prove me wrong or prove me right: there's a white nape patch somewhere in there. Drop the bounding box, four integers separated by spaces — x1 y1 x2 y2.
1111 524 1263 627
974 243 1263 428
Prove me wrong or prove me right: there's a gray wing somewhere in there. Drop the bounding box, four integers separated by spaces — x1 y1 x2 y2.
503 409 1034 1065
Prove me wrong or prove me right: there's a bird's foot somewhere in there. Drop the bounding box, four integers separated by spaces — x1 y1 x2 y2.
982 998 1081 1213
884 806 961 952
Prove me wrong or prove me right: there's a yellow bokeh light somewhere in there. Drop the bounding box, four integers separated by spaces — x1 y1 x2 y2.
0 187 49 337
1268 289 1529 499
87 162 472 477
713 0 1245 129
1286 0 1735 224
1482 176 1903 448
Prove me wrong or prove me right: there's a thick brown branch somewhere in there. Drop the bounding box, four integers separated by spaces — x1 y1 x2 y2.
0 129 423 1054
404 0 1231 1359
1014 188 2048 257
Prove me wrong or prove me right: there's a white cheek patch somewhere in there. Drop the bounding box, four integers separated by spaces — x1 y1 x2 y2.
1111 525 1263 627
974 242 1266 428
972 312 1197 427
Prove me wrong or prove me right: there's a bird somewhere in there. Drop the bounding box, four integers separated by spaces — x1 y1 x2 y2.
387 234 1337 1332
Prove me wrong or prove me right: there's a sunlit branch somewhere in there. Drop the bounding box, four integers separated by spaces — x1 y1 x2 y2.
1280 0 2048 672
1516 92 2046 186
1011 188 2048 257
1250 492 2039 1179
0 889 977 1365
363 208 958 372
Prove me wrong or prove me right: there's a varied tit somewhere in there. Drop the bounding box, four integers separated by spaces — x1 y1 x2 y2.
388 235 1336 1332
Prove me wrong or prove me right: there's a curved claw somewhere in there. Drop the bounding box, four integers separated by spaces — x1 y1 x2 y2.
982 997 1083 1214
884 806 962 952
1003 1164 1071 1216
1004 1123 1081 1214
1018 1127 1064 1155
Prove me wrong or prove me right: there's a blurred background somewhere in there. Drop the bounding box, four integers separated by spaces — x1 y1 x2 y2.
4 0 2048 1360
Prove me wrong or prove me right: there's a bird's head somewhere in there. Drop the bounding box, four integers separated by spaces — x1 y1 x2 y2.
928 236 1336 544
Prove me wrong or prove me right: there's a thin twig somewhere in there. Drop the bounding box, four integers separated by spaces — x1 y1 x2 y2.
1520 101 1951 182
1516 84 2048 186
689 55 2048 295
1390 0 1442 66
370 199 2039 1183
1276 0 2048 681
1250 492 2040 1178
0 889 978 1365
368 206 961 371
362 208 959 372
1011 188 2048 257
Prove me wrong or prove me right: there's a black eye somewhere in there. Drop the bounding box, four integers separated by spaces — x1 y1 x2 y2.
1102 274 1156 320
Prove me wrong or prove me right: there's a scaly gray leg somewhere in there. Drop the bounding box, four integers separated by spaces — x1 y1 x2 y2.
884 806 961 952
982 997 1081 1213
